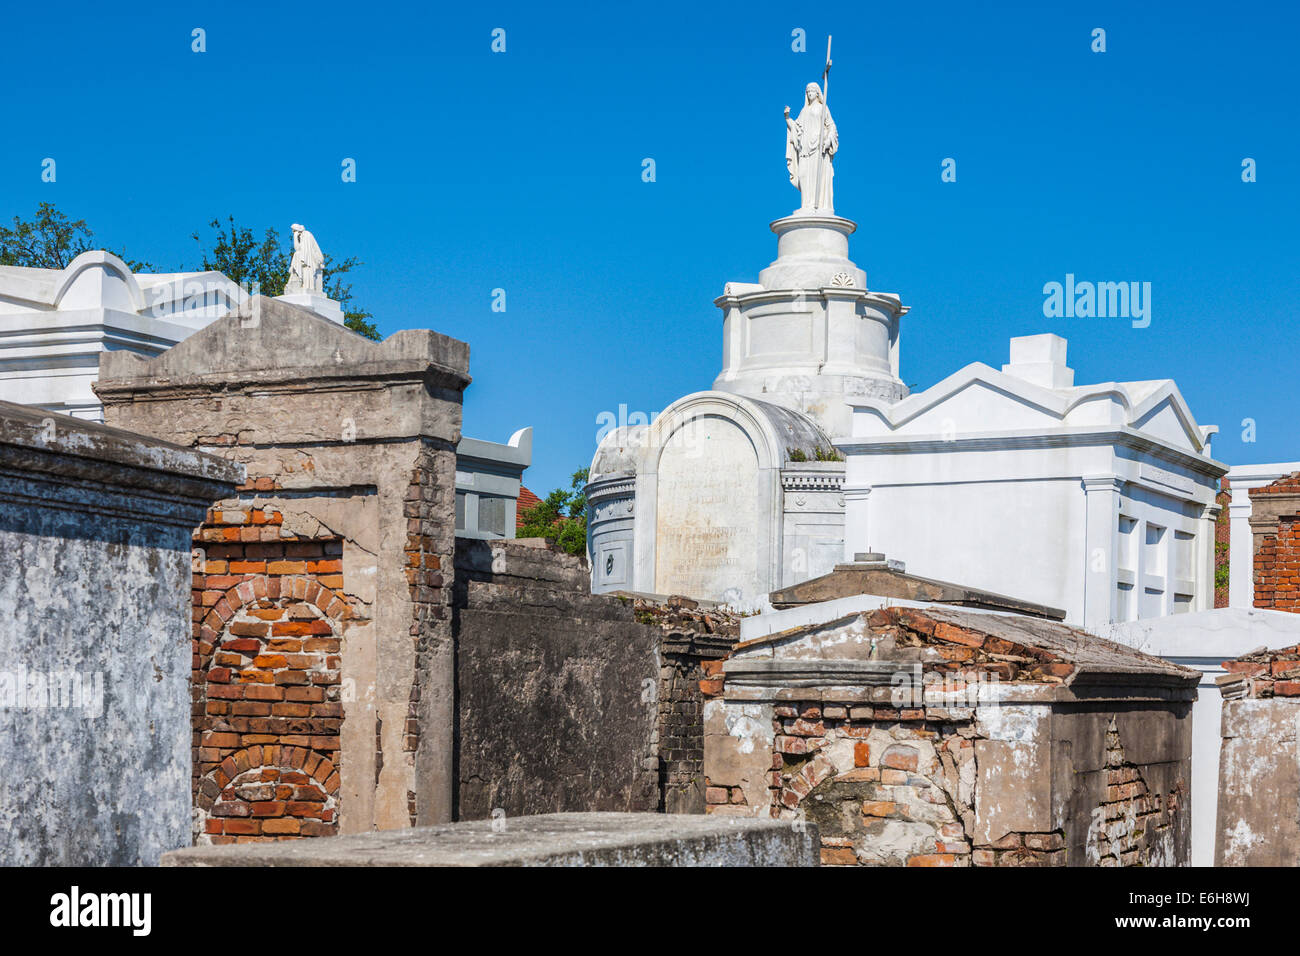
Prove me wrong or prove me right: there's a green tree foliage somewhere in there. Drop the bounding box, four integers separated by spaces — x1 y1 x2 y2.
192 216 380 340
0 202 154 271
516 468 589 557
192 216 287 296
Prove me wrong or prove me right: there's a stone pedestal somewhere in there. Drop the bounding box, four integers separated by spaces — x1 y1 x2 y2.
276 291 344 324
712 213 907 439
760 214 863 289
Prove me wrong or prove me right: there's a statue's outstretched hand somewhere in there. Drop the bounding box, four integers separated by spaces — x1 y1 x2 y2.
784 106 790 117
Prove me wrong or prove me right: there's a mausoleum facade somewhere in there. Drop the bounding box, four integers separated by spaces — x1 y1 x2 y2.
588 76 1231 627
840 333 1227 628
587 392 850 609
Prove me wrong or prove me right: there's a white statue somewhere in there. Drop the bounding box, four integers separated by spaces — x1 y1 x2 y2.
286 223 324 294
785 81 837 213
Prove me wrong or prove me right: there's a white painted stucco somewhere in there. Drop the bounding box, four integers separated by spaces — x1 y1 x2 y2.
838 334 1227 628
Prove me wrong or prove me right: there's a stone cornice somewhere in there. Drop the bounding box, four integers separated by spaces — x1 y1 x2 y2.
585 475 636 504
0 401 242 525
724 659 906 689
96 298 471 397
836 425 1226 480
1082 474 1125 494
712 287 905 314
722 658 1196 704
94 358 470 399
781 469 845 492
769 214 858 235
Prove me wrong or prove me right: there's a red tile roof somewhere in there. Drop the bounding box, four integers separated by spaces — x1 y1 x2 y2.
516 486 542 530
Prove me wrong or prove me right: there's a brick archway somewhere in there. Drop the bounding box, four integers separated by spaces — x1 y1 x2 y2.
196 745 340 841
193 570 355 844
197 573 351 648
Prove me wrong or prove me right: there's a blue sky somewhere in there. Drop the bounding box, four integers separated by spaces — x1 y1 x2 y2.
5 1 1297 494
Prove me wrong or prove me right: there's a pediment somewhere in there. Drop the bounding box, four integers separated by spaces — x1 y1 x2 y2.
862 365 1069 435
97 296 469 391
1131 391 1204 454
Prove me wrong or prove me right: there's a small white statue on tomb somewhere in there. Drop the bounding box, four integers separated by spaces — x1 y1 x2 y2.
286 223 324 295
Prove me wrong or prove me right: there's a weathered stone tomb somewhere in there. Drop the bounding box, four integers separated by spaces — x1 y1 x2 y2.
0 400 240 864
1215 643 1300 866
453 539 734 820
704 600 1197 866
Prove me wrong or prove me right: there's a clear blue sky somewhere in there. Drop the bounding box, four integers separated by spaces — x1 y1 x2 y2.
5 1 1297 494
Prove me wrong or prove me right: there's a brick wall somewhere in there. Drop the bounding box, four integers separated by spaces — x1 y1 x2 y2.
189 444 455 841
705 694 1075 866
658 655 708 812
1219 644 1300 698
1215 481 1231 608
1091 715 1186 866
653 616 734 811
624 595 736 813
404 446 458 827
1250 472 1300 612
192 501 363 844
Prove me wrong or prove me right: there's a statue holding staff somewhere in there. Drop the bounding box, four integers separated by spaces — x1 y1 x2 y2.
784 37 837 213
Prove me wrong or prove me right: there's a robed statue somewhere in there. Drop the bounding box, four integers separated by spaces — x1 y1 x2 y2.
286 223 325 295
785 81 837 213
